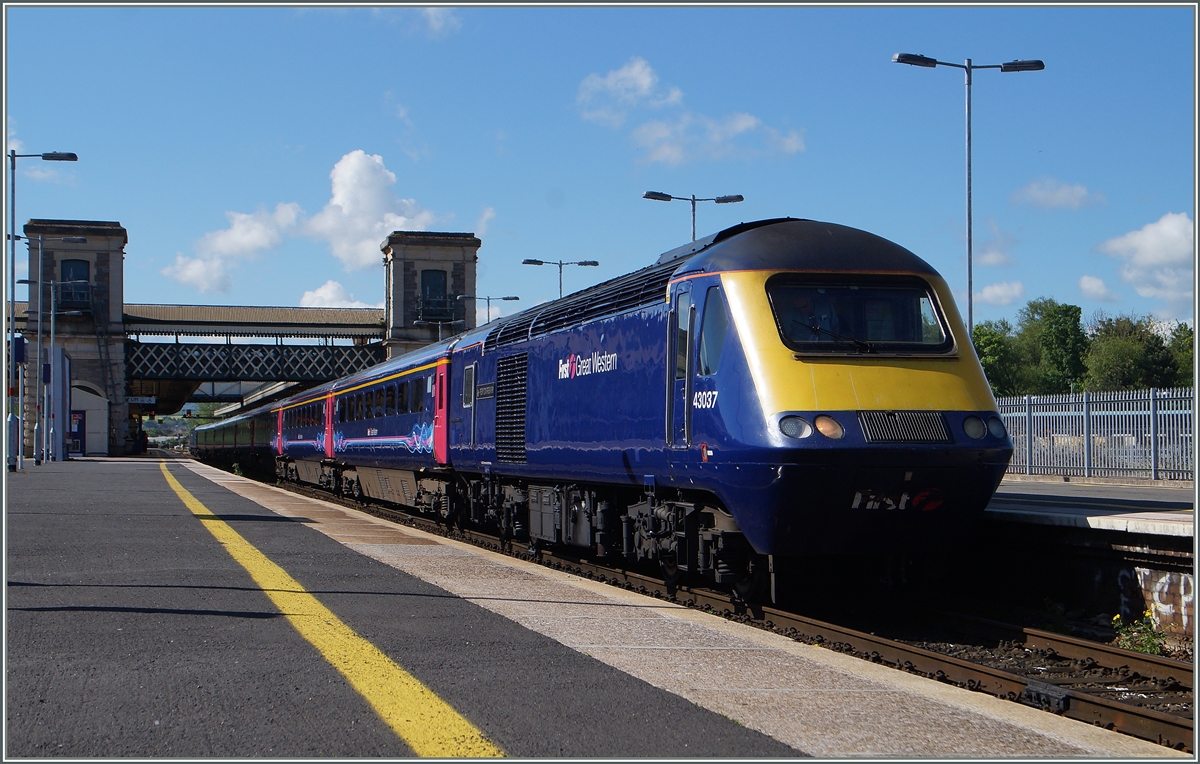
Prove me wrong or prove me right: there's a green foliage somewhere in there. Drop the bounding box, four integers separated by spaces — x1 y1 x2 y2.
979 299 1191 396
1168 323 1194 387
1082 313 1180 391
972 319 1022 396
1112 609 1167 655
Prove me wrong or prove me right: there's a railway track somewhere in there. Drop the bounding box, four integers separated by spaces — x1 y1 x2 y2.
270 475 1193 753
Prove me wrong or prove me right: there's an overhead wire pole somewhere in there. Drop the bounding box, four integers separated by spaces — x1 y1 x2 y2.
892 53 1043 335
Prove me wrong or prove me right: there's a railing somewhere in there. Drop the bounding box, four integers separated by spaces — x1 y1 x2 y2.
997 388 1193 481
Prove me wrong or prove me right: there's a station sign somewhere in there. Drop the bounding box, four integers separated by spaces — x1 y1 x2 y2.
127 396 157 404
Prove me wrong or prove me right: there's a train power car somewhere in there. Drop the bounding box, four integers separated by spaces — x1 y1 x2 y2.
192 218 1014 597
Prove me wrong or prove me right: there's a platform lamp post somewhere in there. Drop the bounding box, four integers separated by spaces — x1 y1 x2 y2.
520 259 599 299
46 279 86 462
643 191 744 242
457 294 519 325
15 234 88 464
891 53 1044 334
8 149 77 470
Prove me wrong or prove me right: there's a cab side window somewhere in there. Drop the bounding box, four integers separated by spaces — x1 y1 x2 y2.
698 286 729 376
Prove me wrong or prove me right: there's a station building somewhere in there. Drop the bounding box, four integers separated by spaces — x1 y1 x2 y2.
12 220 480 456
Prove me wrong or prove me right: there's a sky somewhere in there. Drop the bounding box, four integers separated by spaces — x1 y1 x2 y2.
4 5 1196 331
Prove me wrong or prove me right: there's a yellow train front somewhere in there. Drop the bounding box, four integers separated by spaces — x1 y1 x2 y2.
662 218 1013 557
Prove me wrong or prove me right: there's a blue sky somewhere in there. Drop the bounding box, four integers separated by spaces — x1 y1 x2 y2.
5 5 1196 329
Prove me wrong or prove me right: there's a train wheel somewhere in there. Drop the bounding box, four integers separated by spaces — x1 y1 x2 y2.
660 552 683 589
731 558 767 603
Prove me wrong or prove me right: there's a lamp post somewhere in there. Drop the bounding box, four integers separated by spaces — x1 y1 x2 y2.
16 234 88 464
643 191 744 242
521 259 599 299
8 150 77 470
892 53 1043 334
457 294 519 324
47 279 86 462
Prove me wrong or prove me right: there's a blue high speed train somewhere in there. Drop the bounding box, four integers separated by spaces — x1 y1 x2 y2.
192 218 1013 594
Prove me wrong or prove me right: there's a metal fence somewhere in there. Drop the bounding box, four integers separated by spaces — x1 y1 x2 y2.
997 388 1194 481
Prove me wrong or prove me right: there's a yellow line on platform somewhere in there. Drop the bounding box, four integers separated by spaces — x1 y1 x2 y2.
158 462 504 758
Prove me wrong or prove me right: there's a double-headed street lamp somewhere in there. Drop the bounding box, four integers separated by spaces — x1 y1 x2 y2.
521 259 599 299
15 234 88 464
892 53 1044 334
643 191 744 242
8 149 77 470
457 294 519 324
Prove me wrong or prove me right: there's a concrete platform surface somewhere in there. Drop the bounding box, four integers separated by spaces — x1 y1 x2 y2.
180 459 1186 758
989 476 1194 537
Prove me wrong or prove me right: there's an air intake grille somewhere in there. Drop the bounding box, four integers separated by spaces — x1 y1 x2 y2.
495 354 528 463
858 411 951 444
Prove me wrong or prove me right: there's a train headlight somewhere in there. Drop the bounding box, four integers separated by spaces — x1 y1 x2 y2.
814 415 844 439
963 416 987 439
779 416 813 439
987 416 1007 439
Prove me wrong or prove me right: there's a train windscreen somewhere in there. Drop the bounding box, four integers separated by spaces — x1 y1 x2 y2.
766 276 953 355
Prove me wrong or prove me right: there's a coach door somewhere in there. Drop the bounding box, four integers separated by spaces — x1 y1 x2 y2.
667 284 694 449
324 392 335 458
275 408 284 455
433 361 450 465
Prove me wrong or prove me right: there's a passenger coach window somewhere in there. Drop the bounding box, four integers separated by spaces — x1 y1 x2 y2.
698 287 729 376
397 380 410 413
675 293 692 380
462 366 474 408
412 377 426 413
385 385 395 416
766 276 952 354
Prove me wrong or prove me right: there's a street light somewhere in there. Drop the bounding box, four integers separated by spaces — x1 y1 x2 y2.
457 294 519 324
521 259 599 298
15 234 88 464
892 52 1044 333
8 149 77 471
643 191 744 242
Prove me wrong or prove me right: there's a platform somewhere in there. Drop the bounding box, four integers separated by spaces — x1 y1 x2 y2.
987 475 1195 537
4 455 1183 758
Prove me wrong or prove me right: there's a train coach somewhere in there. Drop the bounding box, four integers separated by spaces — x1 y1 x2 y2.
192 218 1013 597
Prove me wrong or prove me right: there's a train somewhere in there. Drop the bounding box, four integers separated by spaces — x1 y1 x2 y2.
191 218 1014 598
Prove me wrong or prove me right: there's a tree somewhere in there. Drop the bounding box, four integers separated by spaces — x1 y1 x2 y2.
1013 298 1088 394
1039 303 1088 393
1168 323 1194 387
1082 313 1178 391
972 319 1022 396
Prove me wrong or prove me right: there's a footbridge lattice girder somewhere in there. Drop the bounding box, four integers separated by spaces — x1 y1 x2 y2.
126 342 386 383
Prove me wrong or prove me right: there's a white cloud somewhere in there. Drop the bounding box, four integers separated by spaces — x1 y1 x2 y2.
975 281 1025 306
303 149 436 270
420 7 461 37
1012 177 1104 209
161 253 232 293
577 56 678 127
6 117 23 154
1098 212 1194 317
196 203 300 258
299 280 380 308
975 218 1017 267
580 57 804 165
475 207 495 238
1078 275 1120 302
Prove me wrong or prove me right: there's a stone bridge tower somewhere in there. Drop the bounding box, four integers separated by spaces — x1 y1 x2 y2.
380 231 480 359
22 219 129 456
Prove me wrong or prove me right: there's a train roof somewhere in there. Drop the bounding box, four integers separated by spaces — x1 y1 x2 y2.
481 218 936 351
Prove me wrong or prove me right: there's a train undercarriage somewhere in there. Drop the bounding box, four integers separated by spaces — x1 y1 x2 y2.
272 456 765 598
